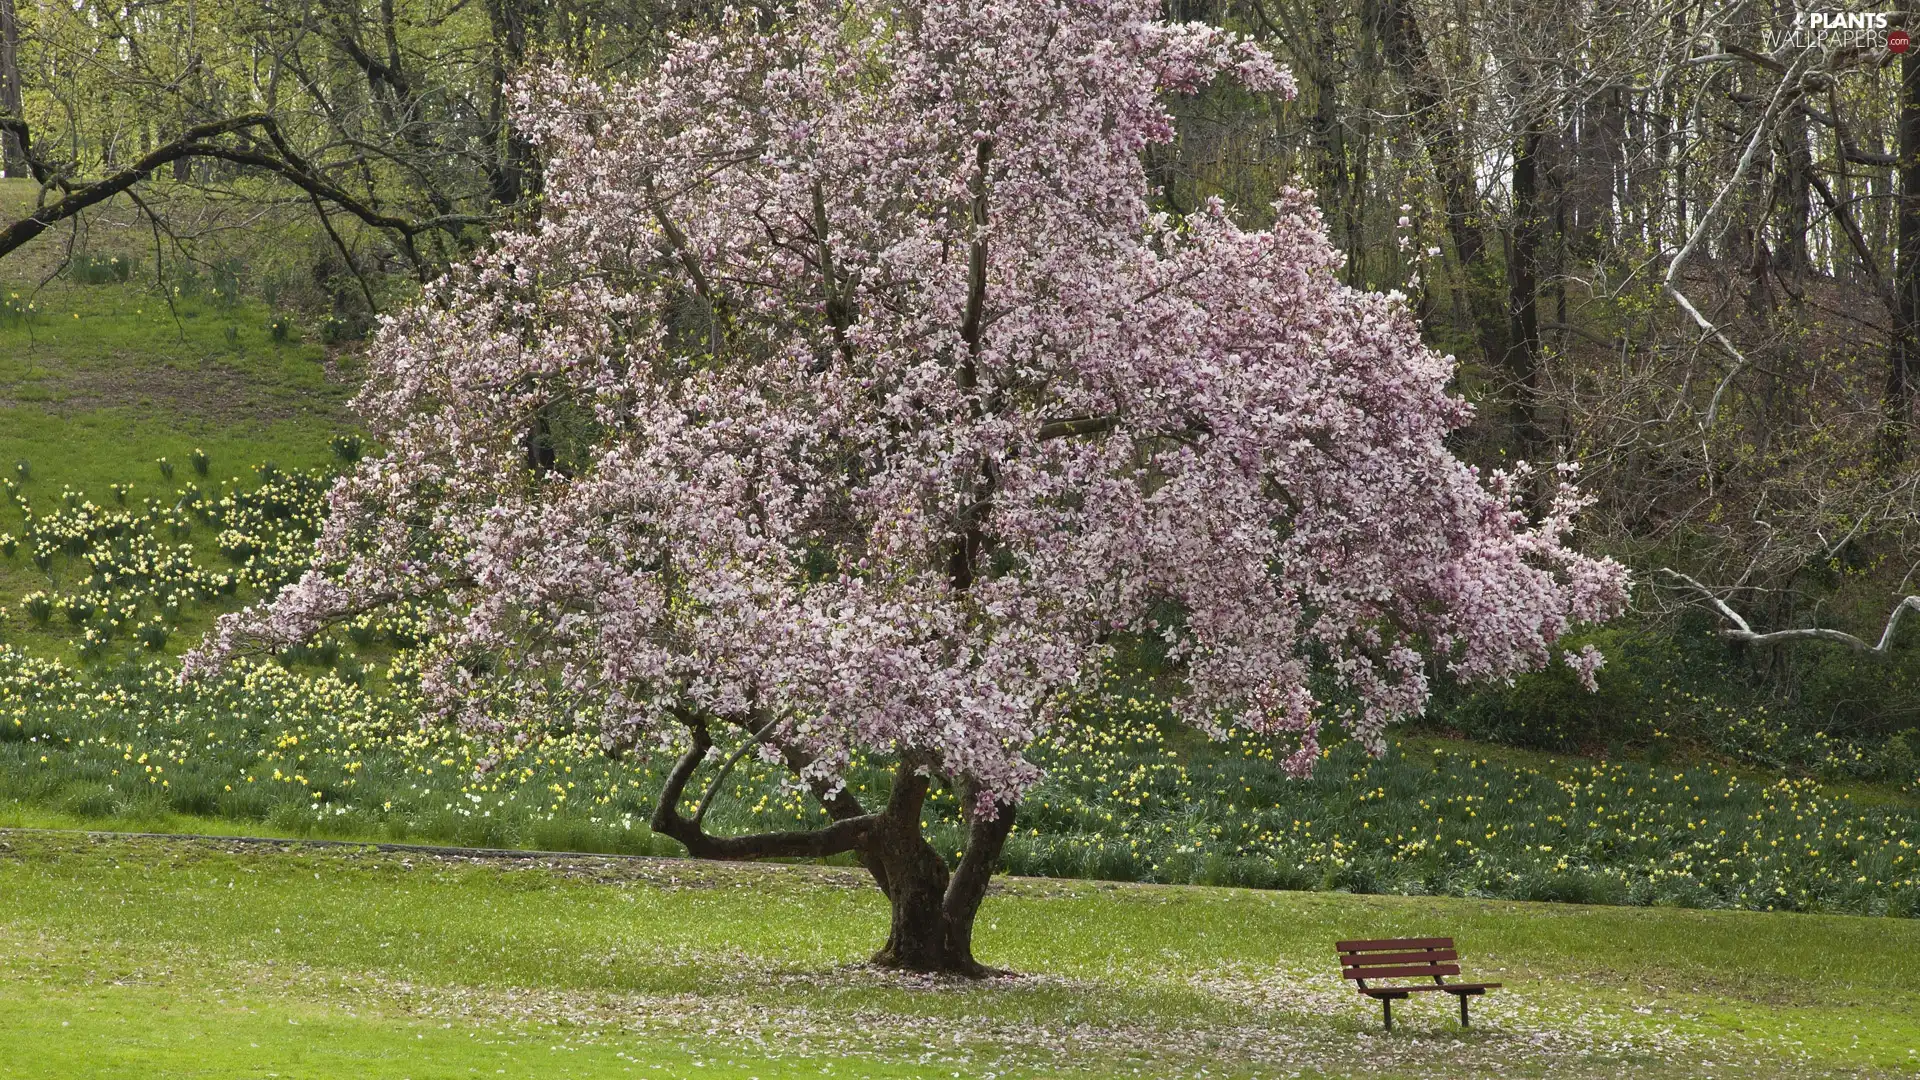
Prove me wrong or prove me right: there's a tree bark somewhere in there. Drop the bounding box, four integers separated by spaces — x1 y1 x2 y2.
1507 109 1545 460
0 0 23 176
1888 17 1920 462
0 113 481 264
864 760 961 970
864 764 1013 975
1306 58 1349 259
940 775 1016 967
483 0 544 209
650 726 1007 976
1373 0 1507 370
1774 103 1814 279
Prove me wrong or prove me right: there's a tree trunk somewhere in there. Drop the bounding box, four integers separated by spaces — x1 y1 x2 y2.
1775 104 1813 280
484 0 544 209
1889 18 1920 462
0 0 22 177
863 762 955 970
1306 58 1348 261
1373 0 1506 369
1507 109 1545 461
863 764 1013 975
651 729 1012 977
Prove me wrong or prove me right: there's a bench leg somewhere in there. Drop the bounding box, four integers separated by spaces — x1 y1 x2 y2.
1382 996 1392 1032
1459 993 1469 1028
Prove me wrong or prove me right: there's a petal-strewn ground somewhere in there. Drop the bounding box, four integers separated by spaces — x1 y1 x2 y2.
3 832 1912 1078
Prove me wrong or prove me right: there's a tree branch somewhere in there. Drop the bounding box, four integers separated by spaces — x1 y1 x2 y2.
650 718 880 860
811 180 854 367
691 713 781 826
1659 568 1920 654
959 137 993 377
0 112 484 263
942 774 1014 928
641 171 720 358
1037 414 1120 440
1661 55 1809 441
1809 171 1894 307
1724 44 1787 74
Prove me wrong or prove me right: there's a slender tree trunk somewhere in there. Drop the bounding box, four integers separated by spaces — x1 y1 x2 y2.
1775 106 1813 279
0 0 22 177
1374 0 1507 369
1598 87 1624 249
1889 20 1920 461
174 0 201 182
1306 59 1348 259
1669 56 1688 247
484 0 544 208
1508 113 1545 459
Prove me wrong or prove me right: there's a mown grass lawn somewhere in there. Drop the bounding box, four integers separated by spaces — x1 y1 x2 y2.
1 831 1914 1079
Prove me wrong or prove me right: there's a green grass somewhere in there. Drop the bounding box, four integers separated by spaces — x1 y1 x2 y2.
1 831 1915 1078
0 278 352 482
0 179 356 508
5 634 1918 916
0 210 359 666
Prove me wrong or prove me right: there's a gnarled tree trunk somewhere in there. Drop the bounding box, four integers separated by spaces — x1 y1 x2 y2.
651 725 1016 976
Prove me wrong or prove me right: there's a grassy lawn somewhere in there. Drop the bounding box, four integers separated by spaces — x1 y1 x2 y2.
0 178 356 500
1 831 1915 1079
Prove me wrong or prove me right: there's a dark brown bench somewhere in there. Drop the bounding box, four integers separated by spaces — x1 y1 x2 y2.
1335 937 1501 1031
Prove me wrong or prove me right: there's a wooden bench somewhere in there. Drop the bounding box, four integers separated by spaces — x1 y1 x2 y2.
1335 937 1501 1031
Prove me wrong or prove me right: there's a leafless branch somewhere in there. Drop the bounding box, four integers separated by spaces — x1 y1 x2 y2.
1659 568 1920 654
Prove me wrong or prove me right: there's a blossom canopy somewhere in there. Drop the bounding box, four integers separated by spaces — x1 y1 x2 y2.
187 0 1629 807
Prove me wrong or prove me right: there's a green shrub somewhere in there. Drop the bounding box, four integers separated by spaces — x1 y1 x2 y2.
0 456 1913 918
210 257 244 307
136 620 170 651
62 597 96 627
62 783 125 819
319 313 373 344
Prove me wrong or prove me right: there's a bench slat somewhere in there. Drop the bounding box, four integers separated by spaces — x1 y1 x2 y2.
1358 982 1501 996
1334 936 1453 952
1341 963 1461 980
1341 949 1458 968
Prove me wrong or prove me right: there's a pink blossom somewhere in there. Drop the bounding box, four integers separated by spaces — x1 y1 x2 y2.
185 0 1627 804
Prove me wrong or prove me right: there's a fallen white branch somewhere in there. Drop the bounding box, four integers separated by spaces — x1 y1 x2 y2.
1658 568 1920 654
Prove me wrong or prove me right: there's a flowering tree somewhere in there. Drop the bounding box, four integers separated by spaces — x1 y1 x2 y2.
186 0 1627 973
